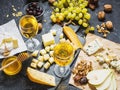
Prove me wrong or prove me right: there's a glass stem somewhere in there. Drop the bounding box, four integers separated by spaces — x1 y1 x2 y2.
60 66 66 75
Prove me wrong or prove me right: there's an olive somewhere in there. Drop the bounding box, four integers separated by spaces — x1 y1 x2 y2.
32 2 37 7
79 76 88 85
29 7 34 10
28 10 33 15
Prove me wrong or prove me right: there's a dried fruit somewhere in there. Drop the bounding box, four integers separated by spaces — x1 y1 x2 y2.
104 4 112 13
79 76 88 85
98 11 105 20
106 21 113 30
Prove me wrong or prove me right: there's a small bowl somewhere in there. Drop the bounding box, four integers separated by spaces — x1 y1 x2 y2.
23 2 45 22
2 56 22 75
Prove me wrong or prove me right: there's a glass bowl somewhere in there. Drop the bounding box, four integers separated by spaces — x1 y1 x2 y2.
2 56 22 75
23 2 45 22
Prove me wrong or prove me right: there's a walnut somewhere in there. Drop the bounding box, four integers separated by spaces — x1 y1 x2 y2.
38 23 42 30
106 21 113 30
104 4 112 13
98 11 105 20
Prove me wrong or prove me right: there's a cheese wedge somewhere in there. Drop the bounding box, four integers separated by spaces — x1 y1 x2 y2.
95 73 113 90
27 67 56 86
87 69 112 85
63 26 83 50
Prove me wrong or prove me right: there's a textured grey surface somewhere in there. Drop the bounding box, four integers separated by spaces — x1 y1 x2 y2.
0 0 120 90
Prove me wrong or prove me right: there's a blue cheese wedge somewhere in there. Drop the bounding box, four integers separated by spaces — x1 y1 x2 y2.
83 39 103 55
42 33 55 47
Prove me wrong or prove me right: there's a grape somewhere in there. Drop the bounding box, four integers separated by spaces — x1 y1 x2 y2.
50 0 91 29
79 13 83 18
55 8 59 12
90 26 95 31
56 13 60 17
78 19 83 25
53 2 57 7
82 22 88 27
84 13 91 20
82 8 87 14
75 16 80 21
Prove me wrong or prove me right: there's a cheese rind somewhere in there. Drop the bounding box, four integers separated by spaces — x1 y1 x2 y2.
42 33 55 47
27 67 56 86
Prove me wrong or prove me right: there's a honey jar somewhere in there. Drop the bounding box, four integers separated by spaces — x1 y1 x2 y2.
2 56 22 75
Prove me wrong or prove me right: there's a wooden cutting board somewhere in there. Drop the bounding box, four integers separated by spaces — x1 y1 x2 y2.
69 33 120 90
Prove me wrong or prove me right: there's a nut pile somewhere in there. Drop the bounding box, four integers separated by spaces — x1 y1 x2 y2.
72 60 93 85
96 21 113 37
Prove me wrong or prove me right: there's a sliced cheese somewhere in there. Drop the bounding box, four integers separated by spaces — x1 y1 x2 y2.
27 67 56 86
42 33 55 47
83 38 103 55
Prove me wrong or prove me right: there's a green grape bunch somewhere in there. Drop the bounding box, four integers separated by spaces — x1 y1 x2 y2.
50 0 91 28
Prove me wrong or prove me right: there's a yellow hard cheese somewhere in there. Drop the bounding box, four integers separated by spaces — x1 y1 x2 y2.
27 67 56 86
63 26 83 50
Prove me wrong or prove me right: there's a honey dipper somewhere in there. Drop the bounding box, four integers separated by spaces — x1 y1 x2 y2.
0 52 30 71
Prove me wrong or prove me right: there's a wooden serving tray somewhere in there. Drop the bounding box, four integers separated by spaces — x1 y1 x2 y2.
69 33 120 90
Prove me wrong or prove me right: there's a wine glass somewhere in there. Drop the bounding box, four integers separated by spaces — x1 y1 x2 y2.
53 41 74 78
19 15 39 52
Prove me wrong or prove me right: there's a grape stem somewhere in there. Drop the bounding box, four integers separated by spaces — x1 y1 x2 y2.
63 20 76 26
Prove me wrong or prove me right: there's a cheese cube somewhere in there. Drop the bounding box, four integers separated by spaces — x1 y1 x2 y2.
49 51 54 57
38 56 44 62
32 58 38 64
59 33 64 39
40 49 46 55
42 33 55 47
37 61 44 68
30 62 37 68
43 54 50 61
48 57 54 64
12 39 18 49
50 44 56 50
44 62 50 69
45 46 50 52
83 39 103 55
32 50 39 57
50 30 56 36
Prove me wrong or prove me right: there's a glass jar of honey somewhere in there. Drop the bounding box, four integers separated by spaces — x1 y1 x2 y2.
2 56 22 75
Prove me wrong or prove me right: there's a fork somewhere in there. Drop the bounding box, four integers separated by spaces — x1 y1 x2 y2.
0 52 30 71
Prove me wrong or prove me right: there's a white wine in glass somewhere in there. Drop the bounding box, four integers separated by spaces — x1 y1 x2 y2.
19 15 39 52
53 41 74 78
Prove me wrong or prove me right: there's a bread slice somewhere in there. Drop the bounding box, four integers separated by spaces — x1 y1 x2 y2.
27 67 56 86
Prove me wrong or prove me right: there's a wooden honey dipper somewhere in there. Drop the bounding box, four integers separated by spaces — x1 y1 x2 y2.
0 52 30 71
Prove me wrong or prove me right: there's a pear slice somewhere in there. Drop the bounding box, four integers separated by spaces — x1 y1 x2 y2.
95 73 113 90
112 74 117 90
106 74 114 90
87 69 112 85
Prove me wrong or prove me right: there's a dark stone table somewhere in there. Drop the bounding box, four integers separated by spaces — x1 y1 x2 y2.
0 0 120 90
